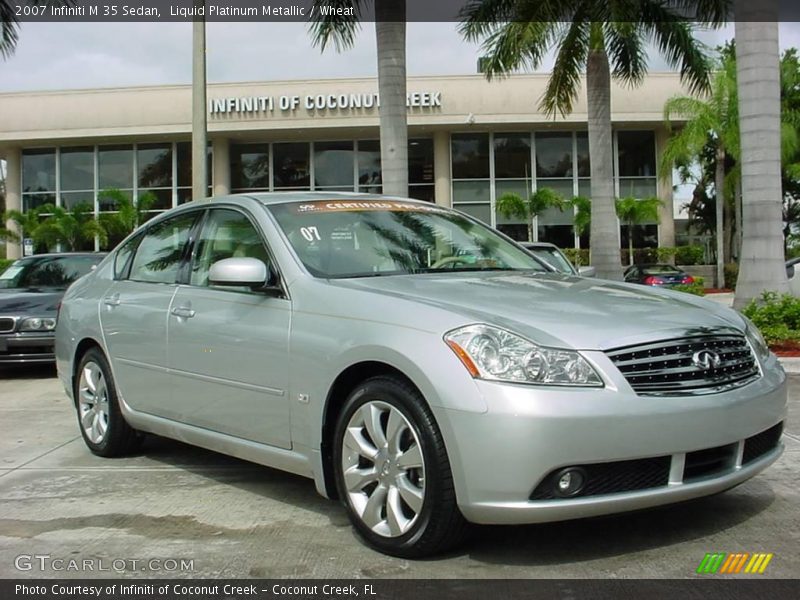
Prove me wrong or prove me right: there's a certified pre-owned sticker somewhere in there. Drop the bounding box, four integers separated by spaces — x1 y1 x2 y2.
292 200 447 214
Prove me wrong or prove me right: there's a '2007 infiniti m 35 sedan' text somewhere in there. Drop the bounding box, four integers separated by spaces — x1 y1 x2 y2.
56 193 786 557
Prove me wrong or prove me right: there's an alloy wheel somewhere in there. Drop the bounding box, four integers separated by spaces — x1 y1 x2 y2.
78 361 109 444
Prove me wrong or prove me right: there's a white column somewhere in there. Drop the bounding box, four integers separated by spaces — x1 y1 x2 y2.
4 147 22 259
212 138 230 196
433 131 450 207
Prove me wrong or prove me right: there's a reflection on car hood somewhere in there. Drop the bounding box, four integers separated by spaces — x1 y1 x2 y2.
0 289 63 315
336 272 744 350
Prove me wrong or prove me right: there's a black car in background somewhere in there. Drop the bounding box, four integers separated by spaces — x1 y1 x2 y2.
624 263 695 287
0 253 105 365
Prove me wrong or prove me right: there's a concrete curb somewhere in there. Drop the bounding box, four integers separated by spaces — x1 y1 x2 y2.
779 357 800 374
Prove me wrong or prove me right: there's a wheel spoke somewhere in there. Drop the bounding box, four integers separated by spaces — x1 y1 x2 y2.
397 444 422 469
343 427 378 460
343 465 379 492
80 408 94 429
361 404 387 448
396 474 424 513
83 366 97 393
80 388 95 405
361 484 388 530
90 414 100 442
385 486 409 536
385 409 405 453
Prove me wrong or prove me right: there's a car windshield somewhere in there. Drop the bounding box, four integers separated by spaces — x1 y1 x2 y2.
0 255 100 289
268 200 547 278
528 247 575 275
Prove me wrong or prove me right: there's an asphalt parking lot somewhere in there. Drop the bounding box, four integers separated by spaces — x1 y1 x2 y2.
0 366 798 579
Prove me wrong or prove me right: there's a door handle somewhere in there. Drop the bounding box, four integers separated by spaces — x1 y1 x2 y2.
171 306 196 319
103 294 120 307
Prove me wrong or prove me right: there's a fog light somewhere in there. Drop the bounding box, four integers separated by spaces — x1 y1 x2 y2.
554 467 586 497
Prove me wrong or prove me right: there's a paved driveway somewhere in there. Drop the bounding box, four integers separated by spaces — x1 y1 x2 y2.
0 366 798 579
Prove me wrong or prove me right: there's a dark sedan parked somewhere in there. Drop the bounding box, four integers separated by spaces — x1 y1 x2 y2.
0 253 104 365
624 264 695 287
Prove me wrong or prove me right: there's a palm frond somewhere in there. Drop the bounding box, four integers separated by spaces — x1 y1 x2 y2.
604 21 647 87
541 19 589 117
307 0 363 52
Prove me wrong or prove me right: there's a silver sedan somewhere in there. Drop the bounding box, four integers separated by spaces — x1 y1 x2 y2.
55 193 786 557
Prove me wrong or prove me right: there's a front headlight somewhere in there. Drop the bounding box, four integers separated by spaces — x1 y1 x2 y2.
742 317 771 362
444 324 603 387
19 317 57 332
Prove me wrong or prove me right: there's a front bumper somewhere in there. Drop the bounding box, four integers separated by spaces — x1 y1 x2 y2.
0 332 55 364
437 352 787 525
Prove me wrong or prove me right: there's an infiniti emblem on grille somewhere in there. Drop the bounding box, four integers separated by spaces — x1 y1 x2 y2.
692 350 722 370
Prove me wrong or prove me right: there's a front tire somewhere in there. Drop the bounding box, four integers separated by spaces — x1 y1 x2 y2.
75 348 141 457
333 376 468 557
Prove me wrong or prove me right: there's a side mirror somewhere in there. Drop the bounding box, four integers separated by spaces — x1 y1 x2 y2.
578 265 596 278
787 264 796 280
208 257 277 291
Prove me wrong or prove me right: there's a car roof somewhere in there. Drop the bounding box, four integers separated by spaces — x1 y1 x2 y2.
229 191 435 207
521 242 560 250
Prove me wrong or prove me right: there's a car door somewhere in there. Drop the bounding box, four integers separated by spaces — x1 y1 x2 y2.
166 207 292 449
99 211 200 415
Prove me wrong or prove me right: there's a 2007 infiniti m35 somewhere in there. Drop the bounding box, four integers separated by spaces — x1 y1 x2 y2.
56 193 786 557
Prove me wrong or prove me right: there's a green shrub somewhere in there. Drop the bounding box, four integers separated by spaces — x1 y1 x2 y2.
656 247 677 263
675 245 705 265
673 276 705 296
562 248 590 267
0 258 13 275
742 292 800 345
724 262 739 290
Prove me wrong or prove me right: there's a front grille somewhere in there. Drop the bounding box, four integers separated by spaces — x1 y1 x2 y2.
0 317 15 333
684 443 737 481
530 456 671 500
742 422 783 465
606 335 759 396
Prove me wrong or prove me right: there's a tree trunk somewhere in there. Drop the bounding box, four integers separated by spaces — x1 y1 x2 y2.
586 47 622 279
733 7 789 308
375 1 408 198
191 5 207 202
735 177 743 260
715 146 726 289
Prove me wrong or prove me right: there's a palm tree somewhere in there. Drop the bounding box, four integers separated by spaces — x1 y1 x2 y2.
309 1 408 197
496 187 564 242
35 202 107 251
1 1 76 58
459 2 726 280
662 52 738 289
615 196 662 265
733 9 790 307
97 189 156 247
571 195 592 249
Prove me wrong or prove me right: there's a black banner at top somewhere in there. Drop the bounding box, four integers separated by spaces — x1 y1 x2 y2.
5 0 800 23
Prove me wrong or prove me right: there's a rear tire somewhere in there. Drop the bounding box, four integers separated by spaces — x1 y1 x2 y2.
74 348 141 457
333 375 468 557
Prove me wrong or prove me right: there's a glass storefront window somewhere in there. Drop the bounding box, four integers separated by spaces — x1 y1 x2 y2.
357 140 382 191
138 144 172 188
60 147 94 191
22 149 56 193
408 184 434 203
176 142 213 189
408 138 434 183
60 191 94 211
452 134 490 179
535 133 573 178
274 142 310 189
314 141 354 188
494 133 531 179
22 193 55 212
576 132 590 177
618 131 656 177
98 145 134 190
231 143 270 191
139 189 172 211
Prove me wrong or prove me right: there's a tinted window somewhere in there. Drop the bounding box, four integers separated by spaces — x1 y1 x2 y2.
129 213 198 284
114 236 140 280
190 209 270 287
0 255 101 289
452 134 490 179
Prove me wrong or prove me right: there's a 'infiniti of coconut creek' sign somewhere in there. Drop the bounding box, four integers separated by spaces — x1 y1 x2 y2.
208 91 443 116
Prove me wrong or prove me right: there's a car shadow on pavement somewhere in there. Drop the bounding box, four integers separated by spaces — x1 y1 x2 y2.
139 434 351 528
0 364 57 379
461 484 776 565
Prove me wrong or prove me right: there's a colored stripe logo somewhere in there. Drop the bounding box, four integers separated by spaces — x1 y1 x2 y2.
696 553 773 574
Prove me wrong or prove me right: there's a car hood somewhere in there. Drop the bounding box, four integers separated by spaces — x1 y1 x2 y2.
0 289 63 315
334 272 745 350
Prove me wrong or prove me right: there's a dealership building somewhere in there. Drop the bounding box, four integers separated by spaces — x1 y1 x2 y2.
0 73 689 258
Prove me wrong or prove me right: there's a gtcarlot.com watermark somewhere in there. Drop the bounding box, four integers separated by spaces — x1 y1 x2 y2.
14 554 194 573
